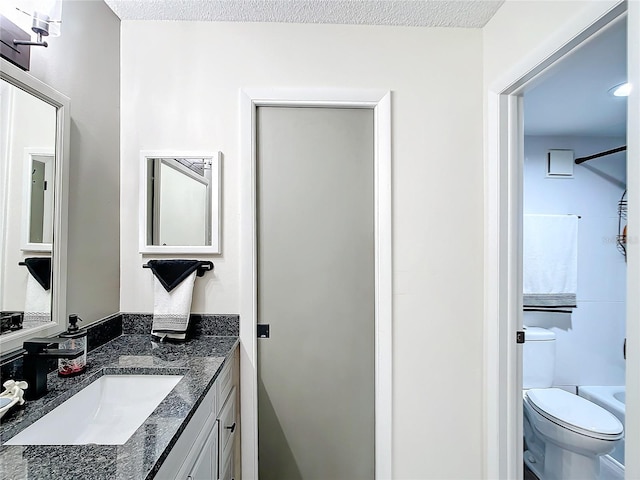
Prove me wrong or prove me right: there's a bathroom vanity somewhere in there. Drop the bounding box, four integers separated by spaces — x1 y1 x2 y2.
0 332 239 479
155 341 239 480
0 53 240 478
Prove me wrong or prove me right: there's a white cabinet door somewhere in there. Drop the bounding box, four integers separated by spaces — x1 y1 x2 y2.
188 421 219 480
158 384 217 480
218 386 237 480
218 449 234 480
156 346 239 480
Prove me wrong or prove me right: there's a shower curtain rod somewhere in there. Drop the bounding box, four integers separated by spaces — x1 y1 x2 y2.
575 145 627 164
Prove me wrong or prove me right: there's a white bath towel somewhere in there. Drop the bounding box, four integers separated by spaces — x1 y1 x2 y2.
151 270 196 341
23 275 51 328
523 214 578 308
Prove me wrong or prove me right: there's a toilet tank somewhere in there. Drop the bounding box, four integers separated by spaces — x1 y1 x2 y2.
523 327 556 389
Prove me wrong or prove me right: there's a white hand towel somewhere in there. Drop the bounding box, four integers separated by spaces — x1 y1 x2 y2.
523 214 578 308
23 275 51 328
151 270 196 341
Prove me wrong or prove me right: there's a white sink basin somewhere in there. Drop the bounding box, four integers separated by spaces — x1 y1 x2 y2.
5 374 183 445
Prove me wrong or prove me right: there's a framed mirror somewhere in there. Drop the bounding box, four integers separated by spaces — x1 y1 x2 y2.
139 151 221 254
0 58 70 352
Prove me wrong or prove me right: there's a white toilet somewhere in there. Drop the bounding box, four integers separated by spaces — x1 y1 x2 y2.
523 327 624 480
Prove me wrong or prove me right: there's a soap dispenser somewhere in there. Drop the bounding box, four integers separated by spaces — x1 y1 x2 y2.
58 314 87 377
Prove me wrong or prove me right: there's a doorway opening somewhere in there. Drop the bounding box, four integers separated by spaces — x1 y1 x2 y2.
484 1 637 479
520 15 627 480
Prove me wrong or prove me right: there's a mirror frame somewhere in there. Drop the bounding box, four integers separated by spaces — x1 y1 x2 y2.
139 151 221 254
0 58 70 353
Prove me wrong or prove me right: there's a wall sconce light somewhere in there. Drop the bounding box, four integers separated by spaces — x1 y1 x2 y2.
0 1 61 70
14 11 55 47
1 0 62 48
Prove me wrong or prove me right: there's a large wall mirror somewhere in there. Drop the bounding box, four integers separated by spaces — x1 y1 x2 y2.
139 151 221 254
0 58 70 352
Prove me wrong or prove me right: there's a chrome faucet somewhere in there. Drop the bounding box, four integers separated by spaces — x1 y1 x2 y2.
22 338 84 400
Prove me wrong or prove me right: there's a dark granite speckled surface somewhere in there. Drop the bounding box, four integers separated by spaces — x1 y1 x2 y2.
122 313 239 337
0 314 239 383
0 334 238 480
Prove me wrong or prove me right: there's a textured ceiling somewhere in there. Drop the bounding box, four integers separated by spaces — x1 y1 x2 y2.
103 0 505 28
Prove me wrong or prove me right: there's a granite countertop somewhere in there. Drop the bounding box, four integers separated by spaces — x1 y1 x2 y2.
0 334 239 480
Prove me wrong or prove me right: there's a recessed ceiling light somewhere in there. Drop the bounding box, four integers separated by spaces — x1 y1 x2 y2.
609 82 631 97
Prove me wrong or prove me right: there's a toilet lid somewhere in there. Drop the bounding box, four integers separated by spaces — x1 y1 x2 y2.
526 388 623 439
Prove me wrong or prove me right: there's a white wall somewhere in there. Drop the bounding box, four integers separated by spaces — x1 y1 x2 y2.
483 1 613 90
523 135 626 387
120 21 484 479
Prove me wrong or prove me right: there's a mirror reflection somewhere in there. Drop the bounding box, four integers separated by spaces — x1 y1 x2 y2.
0 78 57 336
27 152 55 245
140 153 221 254
147 157 212 246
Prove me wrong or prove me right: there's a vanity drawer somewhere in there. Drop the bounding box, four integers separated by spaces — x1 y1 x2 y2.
219 447 234 480
218 386 237 468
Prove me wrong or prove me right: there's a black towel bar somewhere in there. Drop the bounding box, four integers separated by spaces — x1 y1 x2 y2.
142 260 214 277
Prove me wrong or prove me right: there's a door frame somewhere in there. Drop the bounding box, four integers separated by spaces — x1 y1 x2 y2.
485 1 639 478
239 88 392 479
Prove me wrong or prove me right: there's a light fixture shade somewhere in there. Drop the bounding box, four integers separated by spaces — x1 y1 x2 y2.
0 0 62 38
609 82 631 97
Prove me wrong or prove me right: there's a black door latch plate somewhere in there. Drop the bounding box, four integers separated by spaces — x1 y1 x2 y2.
257 324 270 338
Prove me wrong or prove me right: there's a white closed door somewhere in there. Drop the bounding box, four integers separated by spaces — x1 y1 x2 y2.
256 106 375 480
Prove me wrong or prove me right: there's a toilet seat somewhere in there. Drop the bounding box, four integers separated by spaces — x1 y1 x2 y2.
525 388 623 440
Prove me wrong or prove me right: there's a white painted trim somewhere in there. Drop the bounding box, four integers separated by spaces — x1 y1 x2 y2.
0 58 69 353
138 150 221 255
0 81 14 334
624 3 640 478
239 87 392 480
374 90 393 480
485 90 525 480
484 2 629 478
